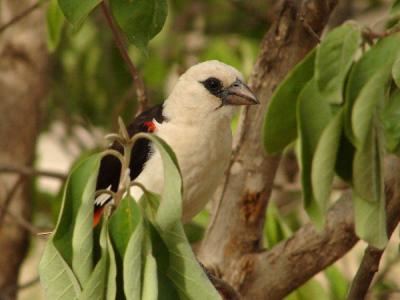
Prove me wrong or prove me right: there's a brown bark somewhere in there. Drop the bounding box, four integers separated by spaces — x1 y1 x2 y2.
198 0 338 296
239 156 400 300
0 1 48 299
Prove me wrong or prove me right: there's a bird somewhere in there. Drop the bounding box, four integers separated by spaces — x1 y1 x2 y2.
94 60 259 226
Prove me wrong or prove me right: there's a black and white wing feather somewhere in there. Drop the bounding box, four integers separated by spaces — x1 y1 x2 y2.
94 104 165 225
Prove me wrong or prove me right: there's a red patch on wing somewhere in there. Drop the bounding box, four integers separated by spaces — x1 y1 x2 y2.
93 206 105 228
144 121 156 133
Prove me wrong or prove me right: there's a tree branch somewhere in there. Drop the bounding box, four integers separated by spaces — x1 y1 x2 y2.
198 0 338 295
0 165 67 180
0 176 23 228
237 156 400 300
0 1 41 35
100 1 149 115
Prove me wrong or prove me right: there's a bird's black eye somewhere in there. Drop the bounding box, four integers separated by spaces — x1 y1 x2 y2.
201 77 223 95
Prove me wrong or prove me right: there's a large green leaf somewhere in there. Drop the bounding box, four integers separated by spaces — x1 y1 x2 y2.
108 195 143 300
393 57 400 88
297 79 332 226
344 34 400 142
133 134 219 299
353 121 387 249
354 192 387 249
58 0 102 26
381 90 400 152
315 22 361 104
263 50 316 154
351 70 389 147
160 223 221 300
132 133 182 231
122 219 144 300
52 154 101 277
353 123 383 203
46 0 64 51
79 219 116 300
40 154 101 298
148 220 179 300
142 254 158 300
72 158 102 286
39 243 81 300
110 0 168 51
311 110 343 216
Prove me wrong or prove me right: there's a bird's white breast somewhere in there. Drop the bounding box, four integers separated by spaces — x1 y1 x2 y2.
130 118 232 222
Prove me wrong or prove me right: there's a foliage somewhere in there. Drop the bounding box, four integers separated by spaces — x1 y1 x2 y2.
263 20 400 248
39 132 221 299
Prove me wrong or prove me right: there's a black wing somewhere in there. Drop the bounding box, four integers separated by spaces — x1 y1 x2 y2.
94 105 165 217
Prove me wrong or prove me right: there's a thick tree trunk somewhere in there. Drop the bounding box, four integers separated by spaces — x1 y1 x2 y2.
0 1 48 299
198 0 338 298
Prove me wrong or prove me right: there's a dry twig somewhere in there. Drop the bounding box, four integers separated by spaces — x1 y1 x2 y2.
0 1 42 34
0 165 67 181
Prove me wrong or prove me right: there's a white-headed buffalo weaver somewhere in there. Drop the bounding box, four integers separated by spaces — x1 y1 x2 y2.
94 60 259 226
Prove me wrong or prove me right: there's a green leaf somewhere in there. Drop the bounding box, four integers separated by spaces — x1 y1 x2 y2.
263 50 316 154
311 110 343 216
315 22 361 104
393 57 400 88
159 223 222 300
392 0 400 15
108 196 143 300
148 221 179 300
46 0 64 51
354 192 387 249
79 218 116 300
353 124 383 203
72 158 102 286
344 33 400 142
352 70 389 147
286 278 330 300
297 79 332 226
110 0 168 51
39 242 81 300
58 0 102 26
381 90 400 152
264 201 292 248
123 221 144 300
52 154 101 276
135 134 182 231
142 254 158 300
324 266 349 300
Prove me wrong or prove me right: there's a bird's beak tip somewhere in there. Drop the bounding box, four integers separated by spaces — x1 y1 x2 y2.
222 80 259 106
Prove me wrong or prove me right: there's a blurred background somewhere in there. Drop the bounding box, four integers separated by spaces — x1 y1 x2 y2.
0 0 399 299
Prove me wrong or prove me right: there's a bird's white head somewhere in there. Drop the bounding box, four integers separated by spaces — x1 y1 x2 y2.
163 60 259 124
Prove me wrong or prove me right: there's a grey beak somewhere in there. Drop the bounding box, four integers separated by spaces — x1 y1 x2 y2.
222 79 259 106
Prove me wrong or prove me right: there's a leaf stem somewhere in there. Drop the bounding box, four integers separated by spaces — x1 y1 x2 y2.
100 1 148 115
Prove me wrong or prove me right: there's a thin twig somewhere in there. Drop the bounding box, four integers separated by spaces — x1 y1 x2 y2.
362 26 400 45
100 1 149 115
0 176 24 227
0 165 67 180
299 14 321 43
0 1 41 34
3 210 49 238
